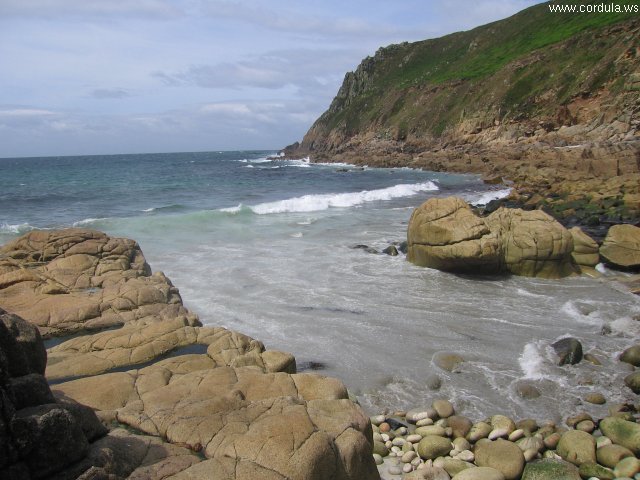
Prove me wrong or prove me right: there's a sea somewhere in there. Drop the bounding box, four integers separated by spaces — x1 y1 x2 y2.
1 150 639 422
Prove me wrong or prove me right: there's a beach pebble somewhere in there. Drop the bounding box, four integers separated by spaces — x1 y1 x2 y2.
517 435 544 453
402 451 418 463
403 463 414 473
407 408 437 424
432 399 455 418
596 436 613 449
417 417 435 427
411 457 422 467
373 453 383 465
448 415 473 438
583 353 602 365
452 438 471 452
452 466 505 480
490 415 516 434
584 392 606 404
374 440 389 456
578 462 615 480
385 440 393 449
388 465 403 475
426 374 442 391
371 415 386 426
576 420 595 433
456 450 475 462
475 438 525 480
566 412 593 428
614 457 640 478
380 422 391 432
407 434 422 444
381 433 390 442
392 437 406 447
543 432 561 449
391 446 402 454
508 429 525 442
467 422 492 442
489 428 510 440
396 426 408 436
416 425 447 437
433 351 465 372
516 419 539 434
417 435 453 460
557 430 596 465
597 444 634 468
523 448 538 462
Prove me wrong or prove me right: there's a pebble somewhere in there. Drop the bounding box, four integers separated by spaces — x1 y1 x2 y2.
403 463 413 473
488 428 509 440
388 465 403 475
508 428 525 441
416 418 434 427
380 422 391 433
415 425 446 437
597 436 613 449
432 399 454 418
452 438 471 451
523 448 538 461
373 453 383 465
411 457 422 467
402 451 417 463
457 450 474 462
576 419 596 433
381 433 390 442
371 415 386 426
406 408 436 423
585 392 606 404
543 432 561 449
392 438 405 447
391 446 402 454
406 434 422 443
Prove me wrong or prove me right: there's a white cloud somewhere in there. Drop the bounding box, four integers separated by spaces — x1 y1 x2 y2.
0 108 56 117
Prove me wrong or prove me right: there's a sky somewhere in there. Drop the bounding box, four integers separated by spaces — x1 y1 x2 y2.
0 0 542 157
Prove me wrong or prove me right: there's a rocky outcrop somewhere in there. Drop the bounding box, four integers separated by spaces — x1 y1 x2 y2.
407 197 575 278
569 227 600 269
600 224 640 270
0 229 378 480
0 308 111 479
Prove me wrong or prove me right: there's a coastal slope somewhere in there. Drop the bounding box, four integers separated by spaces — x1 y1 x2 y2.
287 0 640 228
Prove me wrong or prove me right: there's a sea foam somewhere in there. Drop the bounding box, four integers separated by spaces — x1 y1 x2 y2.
249 181 439 214
0 222 35 234
463 188 512 206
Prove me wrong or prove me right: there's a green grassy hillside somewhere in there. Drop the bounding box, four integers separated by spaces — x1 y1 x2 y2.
299 0 639 150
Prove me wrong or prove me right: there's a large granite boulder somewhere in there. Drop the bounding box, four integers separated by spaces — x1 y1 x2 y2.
0 229 195 338
600 224 640 270
407 197 575 278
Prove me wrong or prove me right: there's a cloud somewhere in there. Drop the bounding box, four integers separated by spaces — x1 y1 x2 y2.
0 0 182 19
0 107 56 117
90 88 133 99
154 48 358 93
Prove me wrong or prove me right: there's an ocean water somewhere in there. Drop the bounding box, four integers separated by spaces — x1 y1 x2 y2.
1 151 639 422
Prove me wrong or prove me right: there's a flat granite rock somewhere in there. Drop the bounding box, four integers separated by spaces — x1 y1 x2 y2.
1 229 378 480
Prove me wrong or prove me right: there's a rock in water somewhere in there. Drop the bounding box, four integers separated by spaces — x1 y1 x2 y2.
552 337 583 365
599 417 640 455
569 227 600 268
619 344 640 367
599 224 640 269
623 371 640 394
407 196 575 278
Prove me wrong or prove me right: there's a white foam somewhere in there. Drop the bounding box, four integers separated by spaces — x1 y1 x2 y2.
249 181 439 215
142 207 155 212
463 188 512 206
0 222 34 234
219 204 243 213
72 217 107 227
560 300 602 325
519 342 546 379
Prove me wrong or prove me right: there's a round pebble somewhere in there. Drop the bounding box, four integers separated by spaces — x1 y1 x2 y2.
523 448 538 461
457 450 474 462
370 415 386 426
411 457 422 467
576 419 595 433
381 434 390 442
402 451 417 463
391 446 401 454
585 392 606 404
406 434 422 443
596 436 613 449
373 453 383 465
432 399 454 418
416 418 434 427
392 438 405 447
379 422 391 433
403 463 413 473
488 427 509 440
508 429 525 441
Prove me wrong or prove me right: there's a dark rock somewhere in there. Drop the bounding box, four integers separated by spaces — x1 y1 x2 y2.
398 241 408 254
9 374 55 408
383 245 399 256
552 337 583 365
386 418 408 430
0 309 47 377
10 404 88 478
351 244 379 254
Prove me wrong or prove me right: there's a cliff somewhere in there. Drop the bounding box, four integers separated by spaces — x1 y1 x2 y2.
286 0 640 230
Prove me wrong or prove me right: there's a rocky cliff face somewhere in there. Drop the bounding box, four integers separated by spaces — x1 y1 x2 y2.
287 2 640 228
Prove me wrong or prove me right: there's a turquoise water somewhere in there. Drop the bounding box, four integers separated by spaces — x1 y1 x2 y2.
1 151 639 420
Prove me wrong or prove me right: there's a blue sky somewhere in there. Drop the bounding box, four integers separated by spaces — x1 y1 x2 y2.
0 0 541 157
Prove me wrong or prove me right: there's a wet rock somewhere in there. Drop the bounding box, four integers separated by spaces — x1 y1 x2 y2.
467 422 492 442
426 374 442 391
383 245 399 256
583 353 602 365
515 380 541 399
620 344 640 367
474 438 525 480
432 399 454 418
614 456 640 478
398 241 409 254
584 392 606 404
552 337 583 365
624 371 640 393
448 415 473 439
569 227 600 268
351 244 379 254
433 352 465 372
556 430 596 465
521 458 581 480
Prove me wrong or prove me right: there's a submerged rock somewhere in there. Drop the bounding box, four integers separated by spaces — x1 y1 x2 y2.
552 337 583 365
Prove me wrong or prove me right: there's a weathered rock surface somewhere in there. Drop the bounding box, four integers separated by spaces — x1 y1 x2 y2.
407 197 575 278
569 227 599 268
0 229 378 479
600 224 640 270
